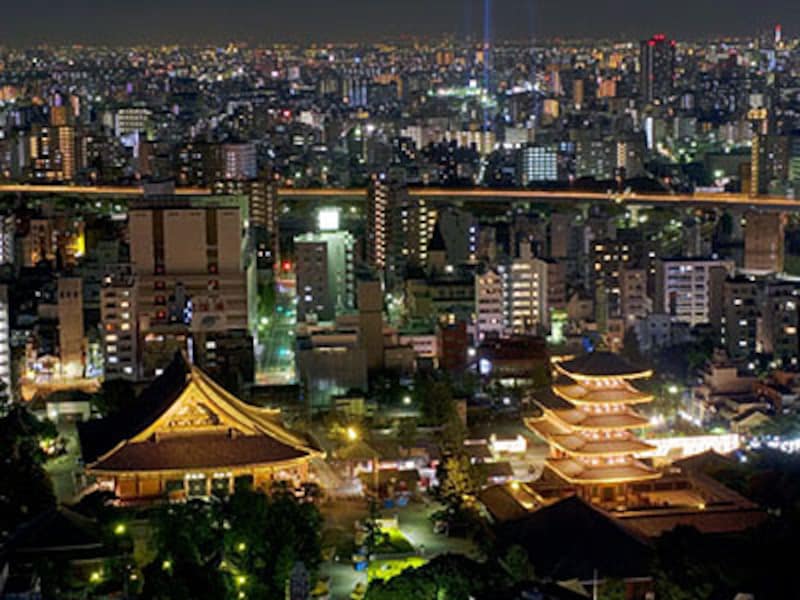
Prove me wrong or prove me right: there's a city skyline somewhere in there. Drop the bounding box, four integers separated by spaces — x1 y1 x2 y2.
0 0 798 46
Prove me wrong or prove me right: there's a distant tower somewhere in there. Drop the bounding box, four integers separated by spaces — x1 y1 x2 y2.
639 34 676 104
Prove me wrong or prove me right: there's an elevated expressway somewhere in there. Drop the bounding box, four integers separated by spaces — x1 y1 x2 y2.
0 183 798 210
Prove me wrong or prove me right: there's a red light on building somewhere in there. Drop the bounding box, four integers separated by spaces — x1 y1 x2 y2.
282 261 292 272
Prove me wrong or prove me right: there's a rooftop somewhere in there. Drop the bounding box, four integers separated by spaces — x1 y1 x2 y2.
555 351 651 379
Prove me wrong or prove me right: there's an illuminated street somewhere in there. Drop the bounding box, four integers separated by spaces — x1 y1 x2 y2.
255 275 297 385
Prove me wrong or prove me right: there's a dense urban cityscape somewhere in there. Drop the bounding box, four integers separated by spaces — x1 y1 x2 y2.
1 5 800 599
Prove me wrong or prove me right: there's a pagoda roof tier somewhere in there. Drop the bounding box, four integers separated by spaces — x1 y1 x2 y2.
527 419 656 457
555 351 652 380
546 457 661 485
553 381 653 406
548 408 652 430
531 389 651 429
79 353 322 475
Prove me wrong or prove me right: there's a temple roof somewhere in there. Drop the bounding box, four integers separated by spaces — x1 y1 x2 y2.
546 457 660 485
527 419 655 457
530 389 651 430
79 353 321 474
90 432 309 473
495 496 651 581
4 506 107 560
548 408 651 430
553 382 653 406
79 354 190 464
556 351 651 379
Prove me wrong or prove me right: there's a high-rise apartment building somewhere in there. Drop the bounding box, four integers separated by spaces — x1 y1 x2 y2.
0 285 11 400
213 178 280 271
504 248 549 335
474 267 504 342
721 276 759 362
101 265 138 380
655 258 735 327
0 213 14 266
115 107 152 138
295 211 355 322
620 268 650 324
519 145 559 184
366 178 436 287
57 277 85 378
744 212 785 273
760 279 799 365
222 143 258 181
366 174 390 272
639 34 676 104
127 197 252 380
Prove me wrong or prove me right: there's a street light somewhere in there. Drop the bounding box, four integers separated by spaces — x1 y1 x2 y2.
347 426 359 442
402 395 412 406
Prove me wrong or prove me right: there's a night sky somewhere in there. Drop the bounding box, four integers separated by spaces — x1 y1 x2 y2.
1 0 798 45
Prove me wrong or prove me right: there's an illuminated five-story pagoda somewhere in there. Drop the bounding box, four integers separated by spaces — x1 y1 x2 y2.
527 351 661 506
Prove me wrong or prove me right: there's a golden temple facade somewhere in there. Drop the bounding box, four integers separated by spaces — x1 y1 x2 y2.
78 353 322 502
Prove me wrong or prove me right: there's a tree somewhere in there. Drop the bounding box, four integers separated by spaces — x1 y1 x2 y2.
397 418 418 455
621 327 645 365
598 578 628 600
501 545 535 584
142 488 323 599
436 455 479 511
0 405 57 538
440 410 467 454
92 379 136 417
415 377 455 427
365 554 500 600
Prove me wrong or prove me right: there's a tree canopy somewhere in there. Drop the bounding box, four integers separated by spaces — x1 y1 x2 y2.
0 404 57 539
141 487 322 600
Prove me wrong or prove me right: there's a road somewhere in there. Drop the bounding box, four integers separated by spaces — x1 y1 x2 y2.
255 276 297 385
45 422 82 503
319 498 479 599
